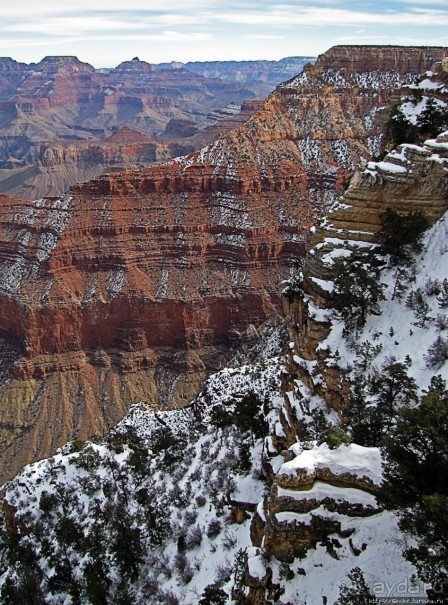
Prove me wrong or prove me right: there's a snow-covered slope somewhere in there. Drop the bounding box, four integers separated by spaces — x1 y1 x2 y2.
0 355 286 604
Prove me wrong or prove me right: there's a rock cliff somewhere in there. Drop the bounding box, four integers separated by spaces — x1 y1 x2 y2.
240 59 448 603
0 127 180 200
0 45 446 482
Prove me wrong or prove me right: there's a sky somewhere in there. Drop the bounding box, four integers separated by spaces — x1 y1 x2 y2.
0 0 447 68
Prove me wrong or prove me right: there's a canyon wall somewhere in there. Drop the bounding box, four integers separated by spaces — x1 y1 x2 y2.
0 45 446 482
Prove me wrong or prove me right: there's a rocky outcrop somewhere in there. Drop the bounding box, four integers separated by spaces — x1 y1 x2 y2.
305 45 445 78
0 159 310 480
246 443 382 605
241 56 448 602
280 133 448 424
0 58 27 100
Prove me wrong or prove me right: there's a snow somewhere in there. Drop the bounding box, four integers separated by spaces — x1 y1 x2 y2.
271 510 416 604
425 137 448 152
310 276 335 293
410 78 443 90
0 194 72 294
107 267 126 297
247 547 267 580
371 160 407 174
331 139 355 170
280 443 383 485
400 96 446 125
298 136 325 171
276 481 377 507
320 247 352 265
320 210 448 392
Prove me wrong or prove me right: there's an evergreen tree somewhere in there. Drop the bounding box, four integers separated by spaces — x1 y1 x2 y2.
417 98 448 137
332 256 385 331
335 567 373 604
235 392 268 439
425 336 448 370
377 207 429 264
386 106 419 146
346 377 385 447
199 584 228 605
380 378 448 597
369 356 418 419
347 357 417 447
1 535 46 605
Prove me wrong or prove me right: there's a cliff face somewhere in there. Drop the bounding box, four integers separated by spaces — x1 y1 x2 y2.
0 128 179 200
283 131 448 424
0 162 309 480
239 62 448 602
0 45 446 482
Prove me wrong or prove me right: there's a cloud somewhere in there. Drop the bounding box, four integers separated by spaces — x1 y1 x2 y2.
0 0 221 17
2 1 448 40
393 0 448 5
3 13 208 37
216 5 448 27
246 34 283 39
0 0 446 65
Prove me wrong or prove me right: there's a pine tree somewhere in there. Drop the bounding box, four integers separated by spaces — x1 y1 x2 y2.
377 207 429 264
417 98 448 137
346 377 385 447
380 378 448 596
333 256 385 331
425 336 448 370
369 356 418 419
335 567 373 604
199 584 228 605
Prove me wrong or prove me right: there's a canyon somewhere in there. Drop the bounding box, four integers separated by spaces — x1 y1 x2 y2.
0 45 446 482
0 45 447 604
0 56 309 200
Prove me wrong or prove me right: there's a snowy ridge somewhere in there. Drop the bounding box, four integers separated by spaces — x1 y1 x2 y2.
285 68 415 91
322 210 448 391
278 443 382 485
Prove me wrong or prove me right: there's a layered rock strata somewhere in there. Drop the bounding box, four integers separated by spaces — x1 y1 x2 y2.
0 127 177 200
243 69 448 600
0 45 446 482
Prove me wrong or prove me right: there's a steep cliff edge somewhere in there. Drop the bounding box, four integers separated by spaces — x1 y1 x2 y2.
238 63 448 602
0 45 446 482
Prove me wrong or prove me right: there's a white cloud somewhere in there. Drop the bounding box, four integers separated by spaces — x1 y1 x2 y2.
0 0 446 65
217 6 448 27
0 0 223 18
335 35 389 41
393 0 447 5
246 34 283 39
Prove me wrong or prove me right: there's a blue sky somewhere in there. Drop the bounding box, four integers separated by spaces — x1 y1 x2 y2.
0 0 447 67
